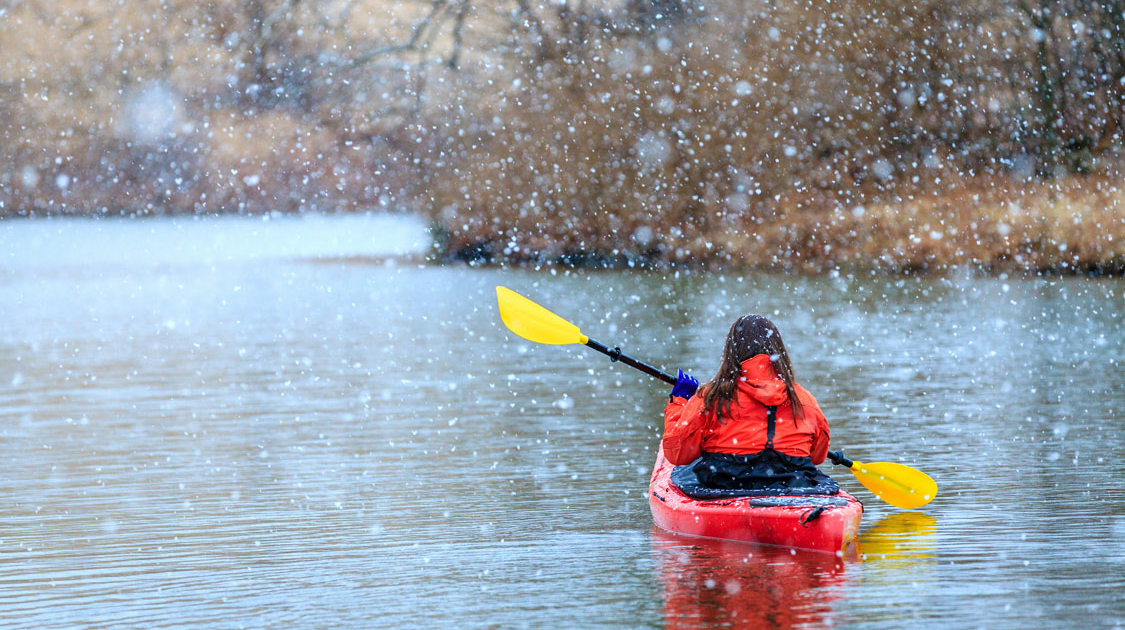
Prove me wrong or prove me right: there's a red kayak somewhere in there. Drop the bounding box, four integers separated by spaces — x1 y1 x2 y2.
649 448 863 553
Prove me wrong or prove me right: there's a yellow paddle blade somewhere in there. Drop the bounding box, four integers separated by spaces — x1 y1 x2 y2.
848 460 938 510
496 286 589 345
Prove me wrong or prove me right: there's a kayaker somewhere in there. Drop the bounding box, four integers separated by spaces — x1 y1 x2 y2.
662 314 834 491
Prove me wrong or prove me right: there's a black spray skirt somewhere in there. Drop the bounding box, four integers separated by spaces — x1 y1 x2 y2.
671 450 840 500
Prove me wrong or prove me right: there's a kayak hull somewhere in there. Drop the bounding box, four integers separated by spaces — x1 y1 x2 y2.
649 448 862 553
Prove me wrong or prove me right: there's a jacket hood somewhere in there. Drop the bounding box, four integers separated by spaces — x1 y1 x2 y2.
735 354 789 406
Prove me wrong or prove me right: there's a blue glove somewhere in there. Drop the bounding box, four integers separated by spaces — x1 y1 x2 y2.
670 369 699 400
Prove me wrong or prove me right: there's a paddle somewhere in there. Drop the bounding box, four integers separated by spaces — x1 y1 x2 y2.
496 285 675 384
826 450 936 509
495 285 937 509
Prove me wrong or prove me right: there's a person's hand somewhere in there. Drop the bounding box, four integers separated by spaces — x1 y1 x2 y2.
670 369 699 400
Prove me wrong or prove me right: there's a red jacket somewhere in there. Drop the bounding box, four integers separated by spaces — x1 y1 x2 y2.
663 354 830 466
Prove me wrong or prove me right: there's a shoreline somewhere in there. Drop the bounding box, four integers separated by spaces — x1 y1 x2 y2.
427 173 1125 277
433 245 1125 277
4 174 1125 277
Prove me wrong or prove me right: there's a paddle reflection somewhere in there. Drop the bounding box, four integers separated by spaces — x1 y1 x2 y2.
858 512 938 564
652 529 851 630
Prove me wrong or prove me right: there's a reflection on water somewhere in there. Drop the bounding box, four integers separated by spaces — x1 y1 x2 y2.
0 216 1123 628
651 513 940 629
860 512 938 563
653 529 850 629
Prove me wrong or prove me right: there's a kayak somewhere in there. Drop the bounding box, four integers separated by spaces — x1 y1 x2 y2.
649 447 863 553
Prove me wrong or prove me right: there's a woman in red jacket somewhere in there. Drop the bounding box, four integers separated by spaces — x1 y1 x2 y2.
663 314 835 491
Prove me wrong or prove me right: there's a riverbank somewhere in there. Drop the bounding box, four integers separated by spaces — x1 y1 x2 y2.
428 173 1125 275
5 175 1120 276
7 0 1125 280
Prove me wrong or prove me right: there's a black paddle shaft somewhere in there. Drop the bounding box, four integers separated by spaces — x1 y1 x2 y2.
827 450 854 468
584 338 676 385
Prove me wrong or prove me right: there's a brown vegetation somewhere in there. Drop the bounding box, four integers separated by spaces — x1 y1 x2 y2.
3 0 1125 273
0 0 456 215
420 0 1125 273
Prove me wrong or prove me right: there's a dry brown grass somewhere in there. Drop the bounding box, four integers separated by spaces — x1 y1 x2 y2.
418 0 1125 274
429 169 1125 273
723 175 1125 273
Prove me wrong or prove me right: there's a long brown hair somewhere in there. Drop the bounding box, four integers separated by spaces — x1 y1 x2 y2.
702 315 805 423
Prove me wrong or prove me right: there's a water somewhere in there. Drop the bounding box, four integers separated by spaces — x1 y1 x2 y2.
1 216 1122 628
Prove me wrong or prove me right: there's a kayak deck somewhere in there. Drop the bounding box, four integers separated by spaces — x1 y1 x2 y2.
649 448 862 553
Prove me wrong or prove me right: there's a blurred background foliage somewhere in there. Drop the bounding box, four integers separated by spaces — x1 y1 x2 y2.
3 0 1125 271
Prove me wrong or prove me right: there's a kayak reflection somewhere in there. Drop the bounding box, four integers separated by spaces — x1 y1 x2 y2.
652 528 852 630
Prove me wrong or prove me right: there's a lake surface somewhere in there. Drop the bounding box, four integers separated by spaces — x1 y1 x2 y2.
1 215 1123 629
